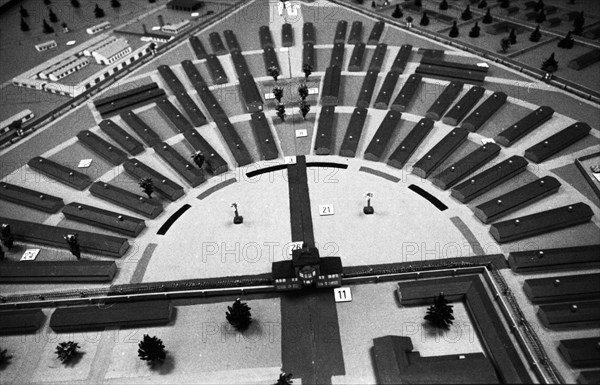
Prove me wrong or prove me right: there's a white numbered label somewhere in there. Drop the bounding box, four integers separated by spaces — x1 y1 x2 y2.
21 249 40 261
308 87 319 95
319 204 334 216
285 156 296 164
288 241 304 255
295 129 307 138
334 287 352 302
264 92 275 100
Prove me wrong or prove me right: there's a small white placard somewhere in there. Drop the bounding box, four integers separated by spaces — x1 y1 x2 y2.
21 249 40 261
191 12 200 17
295 129 308 138
334 287 352 302
264 92 275 100
319 204 334 216
152 26 161 31
481 138 496 145
288 241 304 255
280 47 289 52
285 156 296 164
78 159 92 168
66 40 76 46
308 87 319 95
477 62 489 68
593 172 600 183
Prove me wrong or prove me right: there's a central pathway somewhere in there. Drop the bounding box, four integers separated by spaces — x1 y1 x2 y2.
280 156 345 384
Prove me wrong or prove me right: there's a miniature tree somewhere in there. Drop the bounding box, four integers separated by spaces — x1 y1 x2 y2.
529 25 541 42
573 11 584 36
191 151 205 169
302 63 313 80
478 0 487 9
439 0 448 11
509 28 517 44
419 11 430 26
273 86 284 103
424 292 454 329
534 0 545 12
64 233 81 259
1 224 14 250
226 298 252 331
56 341 80 364
94 4 105 18
19 6 29 18
139 178 154 199
44 0 51 5
71 0 80 8
0 247 4 261
111 0 121 8
268 66 280 82
138 335 166 364
541 52 558 73
0 347 11 366
461 5 472 20
449 21 459 38
149 0 156 3
469 22 480 38
392 4 403 18
500 0 509 8
500 37 511 53
298 84 309 100
21 18 30 32
371 1 375 8
49 8 58 23
557 31 574 49
275 372 294 385
535 9 546 23
482 8 493 24
299 100 310 120
276 103 286 122
42 19 54 34
414 0 422 8
231 202 243 224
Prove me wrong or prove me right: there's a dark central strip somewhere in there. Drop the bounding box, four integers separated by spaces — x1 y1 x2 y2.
281 156 345 384
286 156 315 244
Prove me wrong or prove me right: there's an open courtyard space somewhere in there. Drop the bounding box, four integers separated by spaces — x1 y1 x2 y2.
1 0 599 384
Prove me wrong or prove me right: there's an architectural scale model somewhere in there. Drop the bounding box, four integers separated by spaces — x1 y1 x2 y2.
0 0 599 384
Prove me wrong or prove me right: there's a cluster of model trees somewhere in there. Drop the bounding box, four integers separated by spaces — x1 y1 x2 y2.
269 64 313 123
19 0 126 34
0 298 261 373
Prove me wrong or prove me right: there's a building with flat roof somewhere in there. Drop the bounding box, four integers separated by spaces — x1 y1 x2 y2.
161 20 191 34
166 0 203 12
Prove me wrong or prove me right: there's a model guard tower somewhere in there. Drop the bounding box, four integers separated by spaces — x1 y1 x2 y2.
272 243 343 291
